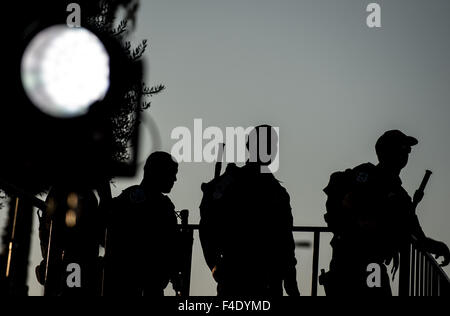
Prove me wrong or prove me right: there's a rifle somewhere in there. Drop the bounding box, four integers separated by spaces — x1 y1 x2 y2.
214 143 225 179
173 210 193 297
412 170 432 213
174 144 226 296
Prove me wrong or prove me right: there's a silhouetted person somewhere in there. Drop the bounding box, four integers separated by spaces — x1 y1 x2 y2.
200 125 300 297
108 152 180 296
323 130 450 296
36 186 101 296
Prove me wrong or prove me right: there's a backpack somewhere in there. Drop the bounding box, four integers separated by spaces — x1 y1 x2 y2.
323 163 378 236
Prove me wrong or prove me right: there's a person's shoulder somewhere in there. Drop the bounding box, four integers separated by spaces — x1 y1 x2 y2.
324 167 352 193
353 162 377 173
116 185 146 204
223 163 241 177
273 179 291 203
351 162 378 183
335 162 377 181
248 170 291 202
201 163 239 191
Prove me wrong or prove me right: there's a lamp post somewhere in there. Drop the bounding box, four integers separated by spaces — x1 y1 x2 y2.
0 1 144 296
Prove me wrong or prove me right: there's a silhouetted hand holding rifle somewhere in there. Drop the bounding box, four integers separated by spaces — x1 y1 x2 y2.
412 170 432 210
412 171 450 267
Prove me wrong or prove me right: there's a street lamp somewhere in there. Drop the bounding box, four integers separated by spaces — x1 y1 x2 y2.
0 2 144 296
1 18 142 189
21 25 111 119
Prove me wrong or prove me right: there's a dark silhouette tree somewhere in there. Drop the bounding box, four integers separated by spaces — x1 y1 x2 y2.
0 0 165 296
85 0 165 166
0 0 164 195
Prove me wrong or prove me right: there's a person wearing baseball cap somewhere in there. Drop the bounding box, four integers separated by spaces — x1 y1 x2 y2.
375 130 418 173
323 130 450 296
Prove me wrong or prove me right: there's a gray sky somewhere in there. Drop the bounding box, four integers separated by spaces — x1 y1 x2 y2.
128 0 450 296
2 0 449 296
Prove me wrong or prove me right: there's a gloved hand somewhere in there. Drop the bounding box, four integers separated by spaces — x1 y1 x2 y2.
284 280 300 296
413 190 425 206
284 269 300 296
433 241 450 267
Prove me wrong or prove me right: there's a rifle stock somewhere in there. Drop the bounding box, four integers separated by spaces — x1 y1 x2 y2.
214 144 225 179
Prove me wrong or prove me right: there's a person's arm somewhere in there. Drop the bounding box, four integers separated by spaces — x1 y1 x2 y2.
281 191 300 296
199 182 223 274
416 236 450 267
410 213 450 267
199 210 222 273
424 239 450 266
283 227 301 297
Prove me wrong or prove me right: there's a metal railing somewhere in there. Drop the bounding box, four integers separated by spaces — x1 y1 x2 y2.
291 226 331 297
399 238 450 296
1 179 448 296
179 223 333 297
180 221 450 297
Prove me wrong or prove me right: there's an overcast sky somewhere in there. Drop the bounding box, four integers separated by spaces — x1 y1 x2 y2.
131 0 450 296
1 0 449 296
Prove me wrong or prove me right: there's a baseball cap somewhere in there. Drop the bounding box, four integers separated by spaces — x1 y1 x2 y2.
375 130 418 155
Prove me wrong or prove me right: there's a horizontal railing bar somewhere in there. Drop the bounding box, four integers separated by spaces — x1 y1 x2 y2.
185 224 332 233
185 224 449 296
292 227 332 233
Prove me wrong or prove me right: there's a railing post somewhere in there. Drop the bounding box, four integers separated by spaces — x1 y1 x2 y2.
311 231 320 297
399 243 411 296
415 249 420 296
420 253 424 296
410 247 416 296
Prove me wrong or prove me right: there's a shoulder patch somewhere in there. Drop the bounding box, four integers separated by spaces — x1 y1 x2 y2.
128 186 146 204
353 163 377 184
356 171 369 183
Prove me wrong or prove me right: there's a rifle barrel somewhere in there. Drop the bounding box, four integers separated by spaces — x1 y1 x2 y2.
418 170 433 193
